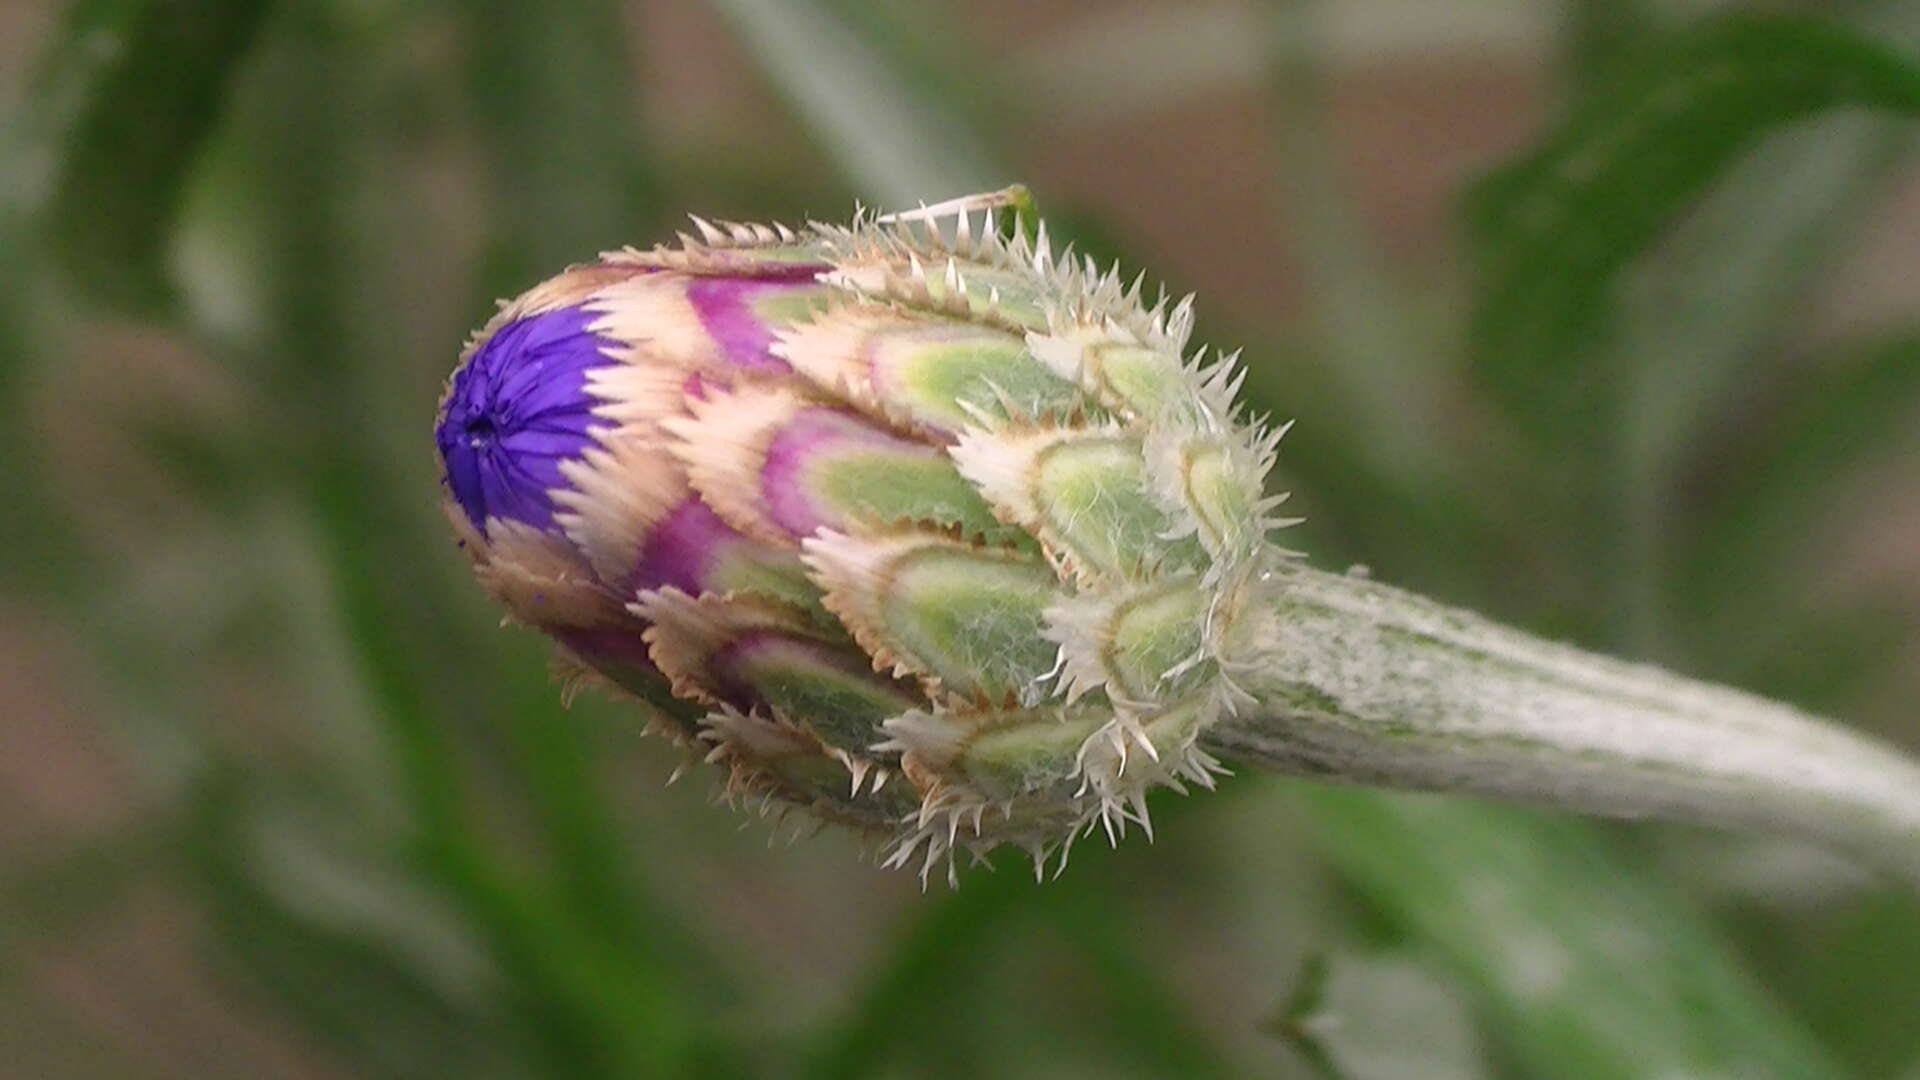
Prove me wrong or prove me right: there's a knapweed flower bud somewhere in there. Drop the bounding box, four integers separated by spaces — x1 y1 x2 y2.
435 196 1920 888
436 196 1298 881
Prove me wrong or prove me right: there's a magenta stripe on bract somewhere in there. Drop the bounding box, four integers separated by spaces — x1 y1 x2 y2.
629 496 748 595
552 624 657 671
758 407 938 539
684 269 827 373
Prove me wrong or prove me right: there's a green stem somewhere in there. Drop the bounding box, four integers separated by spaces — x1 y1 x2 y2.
1211 565 1920 882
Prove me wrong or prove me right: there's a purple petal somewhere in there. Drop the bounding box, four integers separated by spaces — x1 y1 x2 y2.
436 305 615 531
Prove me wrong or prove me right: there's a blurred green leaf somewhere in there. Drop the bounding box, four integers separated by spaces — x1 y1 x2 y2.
188 774 519 1080
30 0 276 313
815 0 1012 139
1561 0 1658 90
803 865 1033 1079
1263 1 1446 482
0 0 275 592
1731 889 1920 1078
703 0 1003 207
495 695 728 995
1677 334 1920 624
1468 16 1920 428
460 0 663 293
1723 601 1916 719
1257 1 1500 598
1 0 142 233
1272 952 1487 1080
1304 790 1847 1080
1272 955 1351 1080
1605 112 1906 655
1044 904 1237 1080
805 795 1216 1080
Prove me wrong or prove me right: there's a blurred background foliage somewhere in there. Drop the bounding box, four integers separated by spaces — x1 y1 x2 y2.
3 0 1919 1077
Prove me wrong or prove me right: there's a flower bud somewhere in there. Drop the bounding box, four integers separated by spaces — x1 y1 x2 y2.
435 201 1294 881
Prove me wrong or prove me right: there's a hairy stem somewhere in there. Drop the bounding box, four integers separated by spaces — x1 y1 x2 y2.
1209 564 1920 882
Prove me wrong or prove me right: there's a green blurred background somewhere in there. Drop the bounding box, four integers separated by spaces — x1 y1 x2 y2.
4 1 1920 1077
